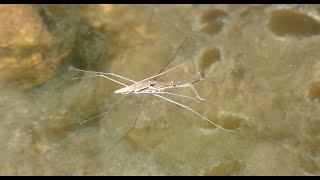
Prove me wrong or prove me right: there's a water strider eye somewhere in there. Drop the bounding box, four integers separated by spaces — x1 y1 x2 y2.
148 81 155 86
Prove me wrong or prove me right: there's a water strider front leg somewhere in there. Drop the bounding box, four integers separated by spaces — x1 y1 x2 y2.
176 82 206 101
189 84 205 101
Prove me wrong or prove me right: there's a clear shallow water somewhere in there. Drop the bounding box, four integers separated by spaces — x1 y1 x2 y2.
0 4 320 175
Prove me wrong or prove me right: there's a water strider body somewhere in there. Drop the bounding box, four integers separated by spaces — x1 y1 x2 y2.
69 28 235 151
70 65 234 133
114 80 163 94
114 80 201 95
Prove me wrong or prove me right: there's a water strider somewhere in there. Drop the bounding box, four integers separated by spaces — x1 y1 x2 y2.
69 29 235 150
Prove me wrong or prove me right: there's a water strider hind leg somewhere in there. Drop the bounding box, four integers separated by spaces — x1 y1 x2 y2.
108 95 147 151
74 94 129 126
153 94 235 132
155 91 201 103
137 61 187 83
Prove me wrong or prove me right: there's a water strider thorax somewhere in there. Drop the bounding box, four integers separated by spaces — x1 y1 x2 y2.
114 80 183 94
